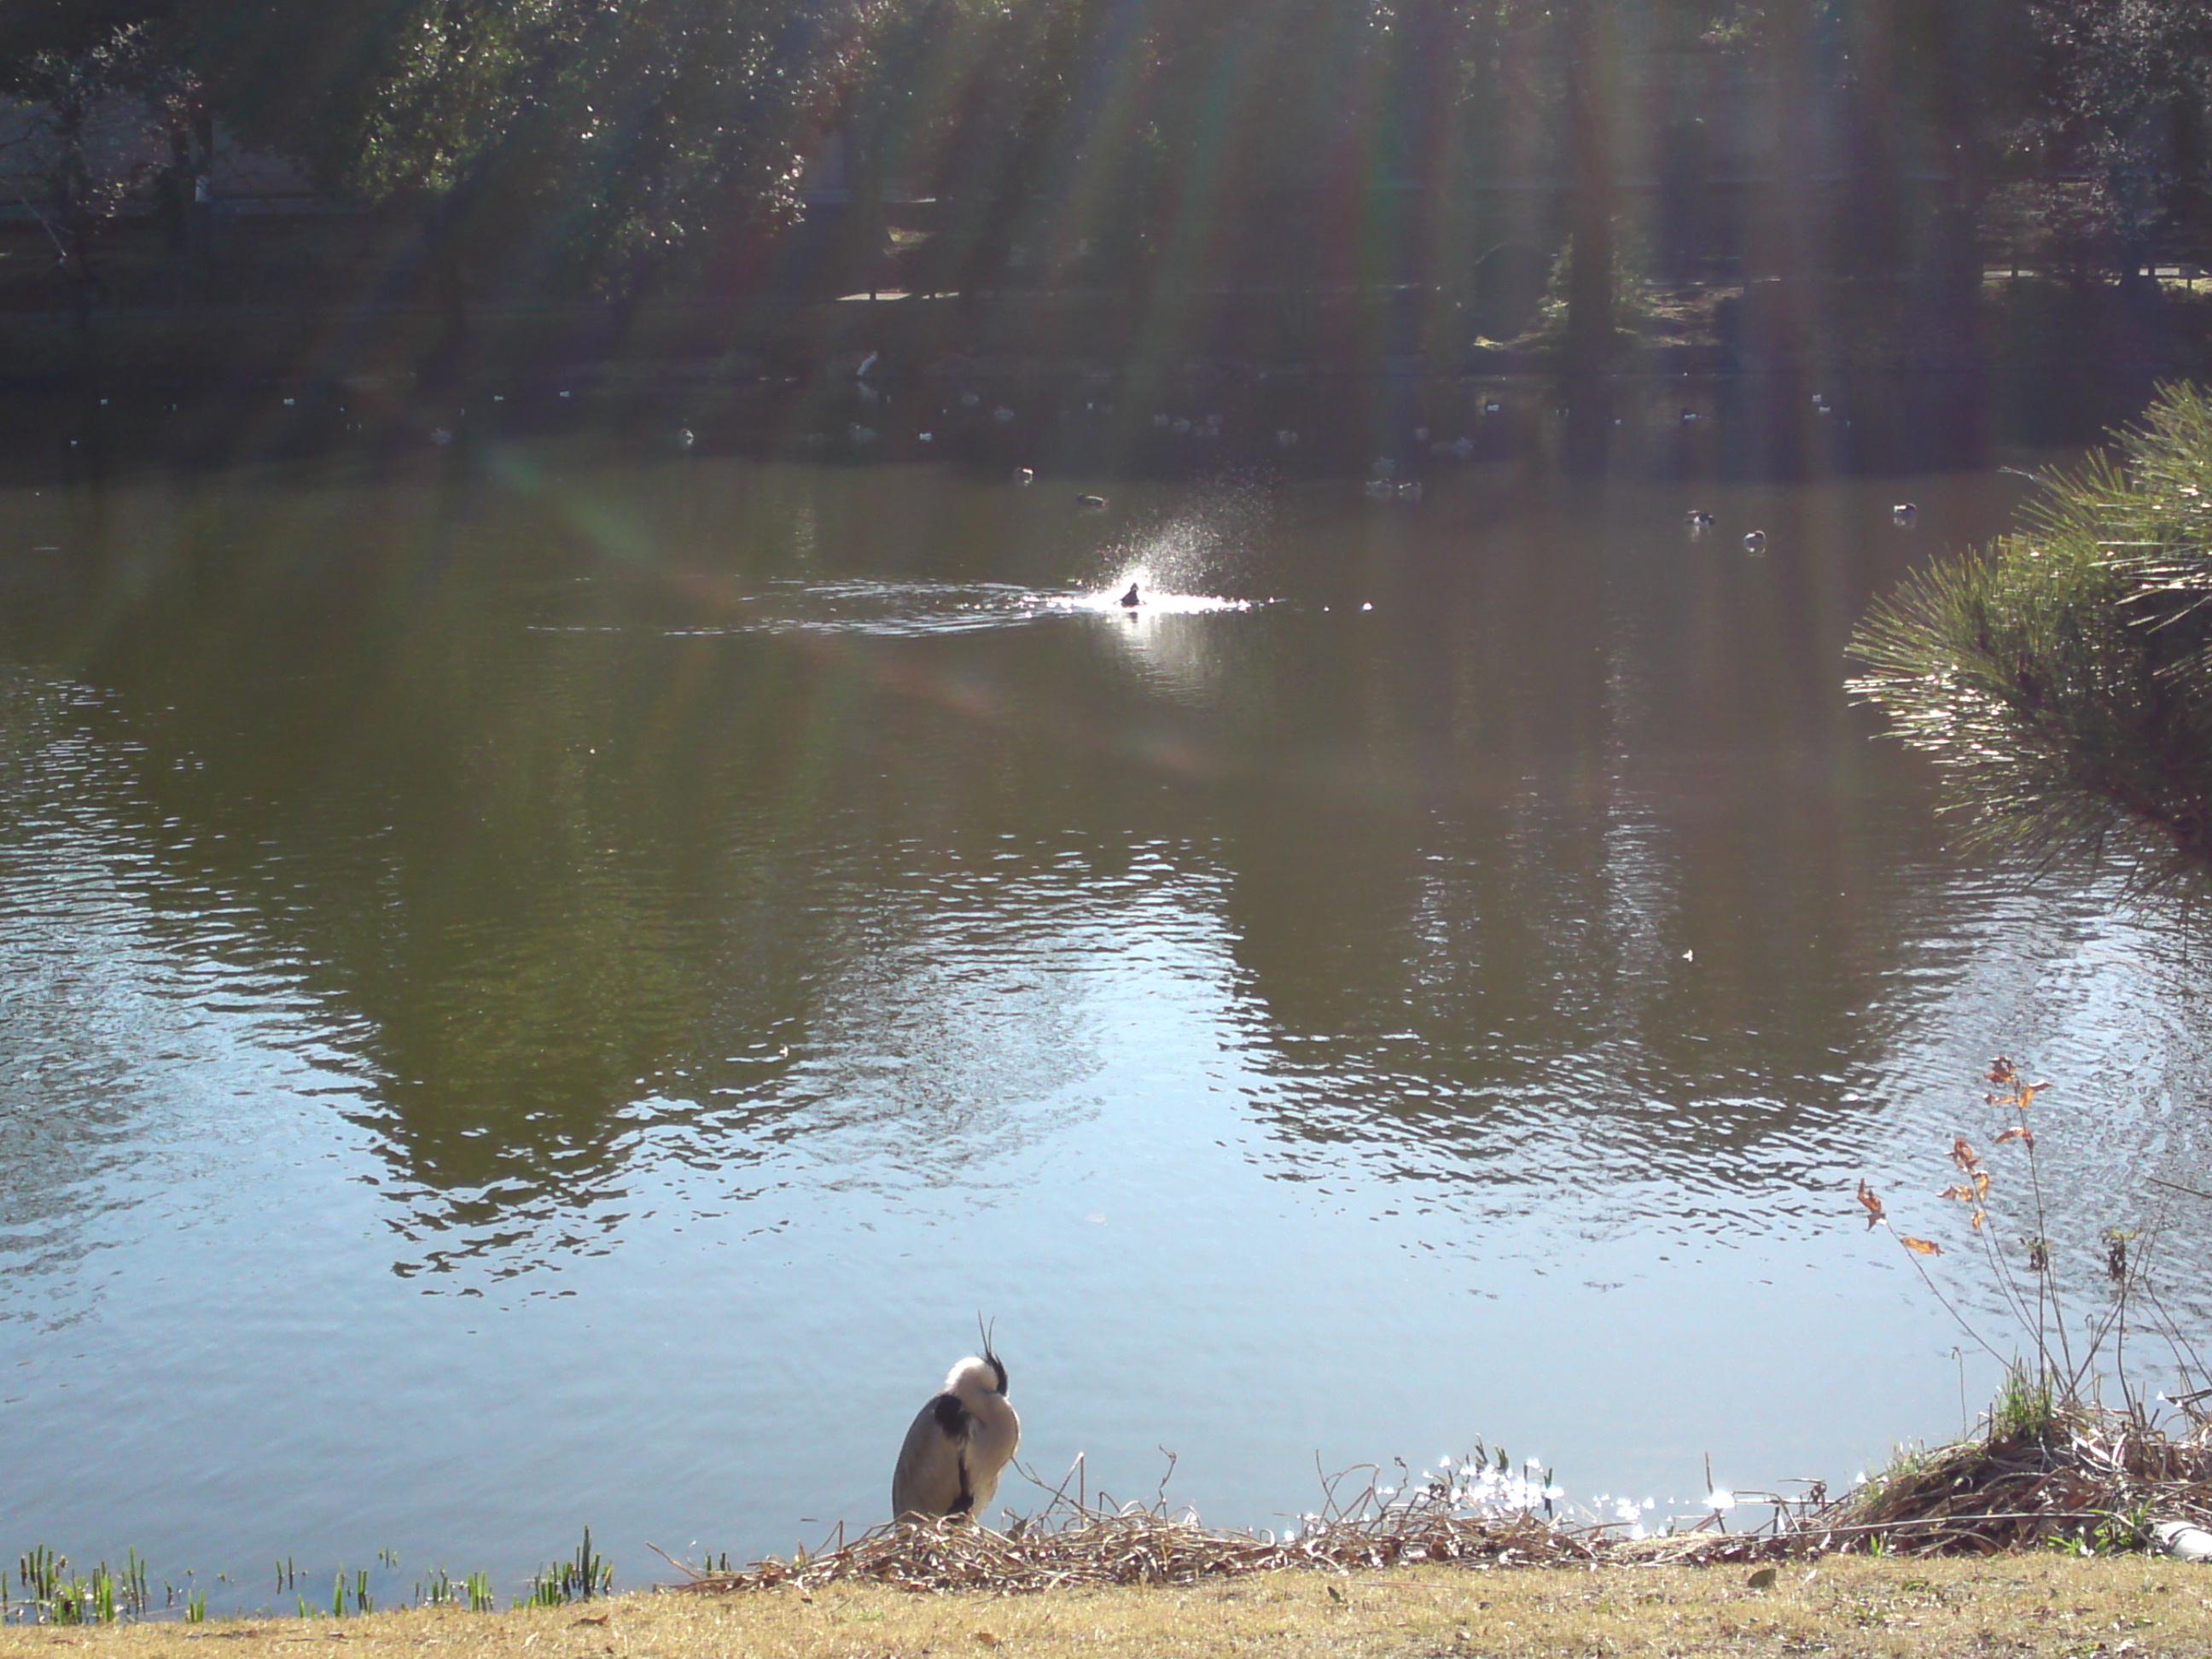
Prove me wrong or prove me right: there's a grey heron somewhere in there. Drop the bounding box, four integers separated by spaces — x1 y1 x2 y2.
891 1338 1021 1523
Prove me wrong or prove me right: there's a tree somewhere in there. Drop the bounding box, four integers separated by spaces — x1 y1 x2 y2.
0 8 192 351
1850 383 2212 890
2021 0 2212 282
175 0 884 311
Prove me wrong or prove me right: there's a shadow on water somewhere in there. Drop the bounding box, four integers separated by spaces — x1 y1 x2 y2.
0 357 2170 492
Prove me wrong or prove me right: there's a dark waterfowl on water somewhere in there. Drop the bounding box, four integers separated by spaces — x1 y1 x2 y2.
1120 584 1141 608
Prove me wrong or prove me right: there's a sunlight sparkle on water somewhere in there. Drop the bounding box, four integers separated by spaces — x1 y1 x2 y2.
1048 566 1260 617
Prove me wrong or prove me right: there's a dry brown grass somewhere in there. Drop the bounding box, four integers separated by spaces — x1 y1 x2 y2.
1801 1400 2212 1557
9 1557 2212 1659
692 1483 1593 1595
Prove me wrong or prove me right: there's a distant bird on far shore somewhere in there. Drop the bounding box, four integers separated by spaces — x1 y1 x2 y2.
1077 494 1107 510
893 1331 1020 1523
1743 529 1767 555
1892 502 1918 526
1686 509 1714 533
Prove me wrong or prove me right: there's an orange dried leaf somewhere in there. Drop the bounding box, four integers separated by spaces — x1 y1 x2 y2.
1970 1209 1987 1231
1899 1236 1944 1256
1938 1184 1975 1202
1974 1169 1990 1199
1996 1126 2035 1147
1856 1179 1886 1226
2017 1085 2040 1112
1951 1137 1980 1171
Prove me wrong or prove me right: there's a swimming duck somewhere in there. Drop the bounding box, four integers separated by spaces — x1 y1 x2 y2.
1120 584 1140 608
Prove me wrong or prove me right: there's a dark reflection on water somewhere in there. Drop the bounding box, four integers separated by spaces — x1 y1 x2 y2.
4 461 1938 1236
3 435 2212 1598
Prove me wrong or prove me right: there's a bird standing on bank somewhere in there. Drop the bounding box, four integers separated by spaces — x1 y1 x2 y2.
892 1336 1021 1522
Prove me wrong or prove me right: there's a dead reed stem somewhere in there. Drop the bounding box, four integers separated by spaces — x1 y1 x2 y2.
668 1401 2212 1598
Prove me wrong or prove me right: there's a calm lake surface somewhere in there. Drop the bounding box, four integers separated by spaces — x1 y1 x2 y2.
4 407 2211 1607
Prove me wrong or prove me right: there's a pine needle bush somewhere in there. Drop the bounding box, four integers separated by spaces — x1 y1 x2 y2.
1850 383 2212 888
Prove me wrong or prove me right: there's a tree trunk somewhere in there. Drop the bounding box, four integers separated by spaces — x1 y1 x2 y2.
422 217 471 394
1562 0 1615 377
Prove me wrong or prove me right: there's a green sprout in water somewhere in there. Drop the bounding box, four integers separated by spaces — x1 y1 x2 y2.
522 1529 612 1609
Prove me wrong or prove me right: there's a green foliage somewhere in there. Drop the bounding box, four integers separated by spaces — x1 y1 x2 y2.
10 1547 149 1627
521 1529 611 1608
2023 0 2212 263
154 0 879 293
0 19 182 320
415 1566 497 1612
1851 382 2212 889
1530 228 1657 348
1989 1364 2058 1444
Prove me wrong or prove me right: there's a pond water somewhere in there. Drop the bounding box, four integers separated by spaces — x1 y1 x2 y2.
3 417 2211 1610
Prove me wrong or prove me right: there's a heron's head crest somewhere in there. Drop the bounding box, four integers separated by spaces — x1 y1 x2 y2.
979 1313 1006 1393
942 1315 1008 1398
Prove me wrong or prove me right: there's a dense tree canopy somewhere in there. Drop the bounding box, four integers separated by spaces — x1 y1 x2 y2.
5 0 2212 311
166 0 883 282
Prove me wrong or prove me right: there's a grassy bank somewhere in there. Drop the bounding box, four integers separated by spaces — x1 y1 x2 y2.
4 1558 2209 1659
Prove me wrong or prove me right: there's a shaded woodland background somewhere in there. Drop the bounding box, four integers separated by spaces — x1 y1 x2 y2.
3 0 2212 382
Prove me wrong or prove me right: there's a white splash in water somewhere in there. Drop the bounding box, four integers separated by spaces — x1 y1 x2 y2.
1048 568 1259 617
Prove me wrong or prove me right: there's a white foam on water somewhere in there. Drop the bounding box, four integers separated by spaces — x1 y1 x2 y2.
1039 564 1262 619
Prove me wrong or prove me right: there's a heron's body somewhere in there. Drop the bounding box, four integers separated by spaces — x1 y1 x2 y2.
892 1354 1020 1522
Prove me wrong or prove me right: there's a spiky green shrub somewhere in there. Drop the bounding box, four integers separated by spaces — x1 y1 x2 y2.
1851 383 2212 888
